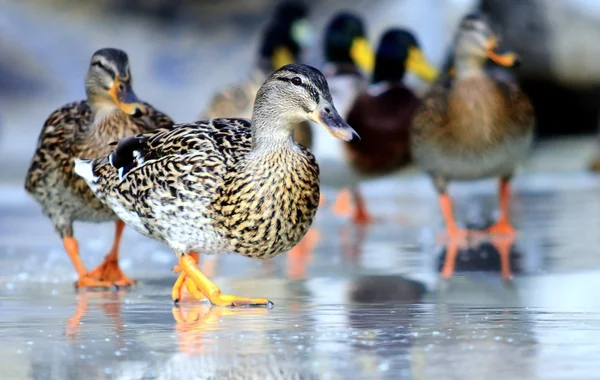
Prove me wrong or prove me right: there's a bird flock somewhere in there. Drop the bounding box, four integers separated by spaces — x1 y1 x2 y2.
23 3 534 308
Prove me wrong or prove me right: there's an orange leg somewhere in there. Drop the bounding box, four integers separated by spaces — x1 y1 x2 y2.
287 227 319 280
440 239 461 279
438 193 468 240
352 188 374 224
332 188 353 217
491 235 516 280
487 178 517 236
87 221 135 287
176 253 272 307
63 236 115 289
332 188 374 223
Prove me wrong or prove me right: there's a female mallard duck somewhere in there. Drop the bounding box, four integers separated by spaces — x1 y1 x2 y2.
202 1 313 148
24 48 174 289
410 14 534 241
335 28 438 223
74 64 359 307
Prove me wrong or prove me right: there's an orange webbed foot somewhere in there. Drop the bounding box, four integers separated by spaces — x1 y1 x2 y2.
75 276 119 289
487 221 517 236
178 255 272 308
353 208 375 224
87 258 136 287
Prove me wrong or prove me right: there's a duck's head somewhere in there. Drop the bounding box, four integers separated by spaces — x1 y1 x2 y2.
254 63 359 144
324 12 374 73
259 1 313 71
372 28 438 84
85 48 146 116
453 14 519 72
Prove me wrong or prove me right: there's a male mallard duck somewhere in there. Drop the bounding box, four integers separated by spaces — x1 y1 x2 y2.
410 14 534 241
202 1 313 148
321 12 373 119
335 28 438 223
74 64 359 307
24 48 174 289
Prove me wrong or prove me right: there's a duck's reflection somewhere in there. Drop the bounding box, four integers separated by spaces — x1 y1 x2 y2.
172 304 268 356
66 290 126 344
286 226 321 280
347 275 427 376
340 223 368 266
439 234 519 279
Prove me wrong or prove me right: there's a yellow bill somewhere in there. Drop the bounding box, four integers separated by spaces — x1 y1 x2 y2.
108 78 146 116
272 47 295 70
350 37 375 73
406 46 438 82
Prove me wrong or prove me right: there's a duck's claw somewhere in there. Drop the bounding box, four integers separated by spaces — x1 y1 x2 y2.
178 254 272 308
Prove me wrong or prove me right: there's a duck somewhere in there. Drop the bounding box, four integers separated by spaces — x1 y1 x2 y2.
410 14 534 242
334 28 438 223
74 64 359 307
321 12 373 120
202 1 313 149
24 48 174 289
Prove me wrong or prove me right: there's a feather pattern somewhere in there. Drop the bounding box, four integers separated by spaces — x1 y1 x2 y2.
411 70 534 182
24 100 173 236
83 118 320 258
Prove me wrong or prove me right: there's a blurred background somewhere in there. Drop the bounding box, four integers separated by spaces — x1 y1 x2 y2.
4 0 600 182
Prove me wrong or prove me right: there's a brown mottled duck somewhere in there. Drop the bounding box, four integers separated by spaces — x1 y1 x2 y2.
410 14 534 244
74 64 359 307
24 48 174 289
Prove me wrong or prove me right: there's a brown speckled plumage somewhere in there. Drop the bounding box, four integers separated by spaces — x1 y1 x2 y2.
24 50 174 238
410 17 534 190
88 119 319 259
76 64 357 267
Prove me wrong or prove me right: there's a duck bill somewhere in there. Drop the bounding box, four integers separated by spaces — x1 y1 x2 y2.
486 36 519 67
308 102 360 143
109 79 146 116
272 46 295 70
350 37 375 73
406 46 439 83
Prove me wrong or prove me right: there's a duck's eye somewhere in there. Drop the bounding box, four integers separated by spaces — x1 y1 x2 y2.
118 83 125 92
291 77 302 86
92 61 106 70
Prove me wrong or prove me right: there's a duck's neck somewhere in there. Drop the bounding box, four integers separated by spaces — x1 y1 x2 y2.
250 112 296 153
80 100 130 146
454 56 487 78
249 87 299 152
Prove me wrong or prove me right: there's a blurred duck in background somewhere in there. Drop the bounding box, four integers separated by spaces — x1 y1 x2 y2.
410 14 534 241
334 28 438 223
24 48 174 289
321 12 373 120
202 0 313 148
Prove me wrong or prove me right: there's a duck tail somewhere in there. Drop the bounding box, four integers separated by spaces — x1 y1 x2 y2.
108 134 149 180
74 158 100 191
